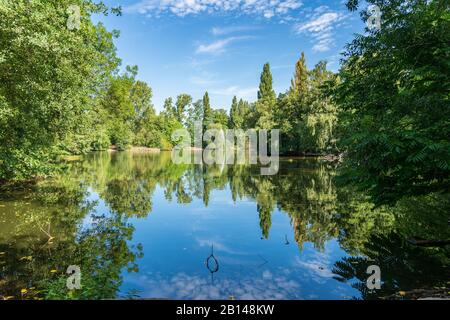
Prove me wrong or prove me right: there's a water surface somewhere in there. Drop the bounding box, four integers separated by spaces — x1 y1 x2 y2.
0 151 448 300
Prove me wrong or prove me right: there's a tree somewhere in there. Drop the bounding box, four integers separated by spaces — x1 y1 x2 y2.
157 97 183 150
202 91 213 132
258 63 276 101
131 80 153 129
129 80 164 148
133 113 162 148
239 99 252 129
175 94 192 124
336 0 450 204
0 0 120 180
296 61 338 154
186 99 204 145
229 96 239 129
229 96 247 129
211 109 229 129
276 52 310 154
275 52 339 155
101 68 139 150
290 51 308 95
158 97 184 149
162 97 176 118
255 63 277 129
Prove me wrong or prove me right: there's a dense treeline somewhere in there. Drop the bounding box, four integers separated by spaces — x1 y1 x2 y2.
1 0 449 211
0 0 338 182
336 0 450 205
0 0 120 180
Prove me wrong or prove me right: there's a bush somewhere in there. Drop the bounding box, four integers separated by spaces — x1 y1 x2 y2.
159 136 173 150
134 129 162 149
109 123 133 151
91 130 111 151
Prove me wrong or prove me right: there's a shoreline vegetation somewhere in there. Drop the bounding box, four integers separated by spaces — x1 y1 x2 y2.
0 147 342 188
0 2 345 184
108 145 341 159
108 146 162 153
83 146 344 163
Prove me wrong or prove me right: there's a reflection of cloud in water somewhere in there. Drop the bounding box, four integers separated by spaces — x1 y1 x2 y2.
195 237 247 256
194 238 267 266
125 270 301 300
294 251 334 284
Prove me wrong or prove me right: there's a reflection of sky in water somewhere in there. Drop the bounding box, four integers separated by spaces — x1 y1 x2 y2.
86 186 361 300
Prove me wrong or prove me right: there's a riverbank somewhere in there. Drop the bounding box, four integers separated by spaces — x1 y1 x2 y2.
0 148 343 188
108 146 161 153
120 146 342 160
108 146 204 153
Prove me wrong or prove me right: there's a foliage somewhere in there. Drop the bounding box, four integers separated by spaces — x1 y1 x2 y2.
91 129 111 151
255 63 277 129
276 53 339 155
202 92 213 131
186 99 204 145
229 96 240 129
336 0 450 204
175 94 193 124
0 0 120 180
211 109 230 129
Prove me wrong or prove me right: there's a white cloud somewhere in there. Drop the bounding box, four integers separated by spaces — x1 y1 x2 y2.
124 270 301 299
196 38 233 54
196 36 250 54
312 38 334 52
211 25 259 36
294 8 346 52
263 11 275 19
294 252 335 284
296 12 341 33
125 0 303 19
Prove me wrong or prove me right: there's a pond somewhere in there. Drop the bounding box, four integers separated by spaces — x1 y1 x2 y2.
0 151 448 300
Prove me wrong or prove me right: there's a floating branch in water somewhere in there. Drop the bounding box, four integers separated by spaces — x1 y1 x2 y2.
206 244 219 274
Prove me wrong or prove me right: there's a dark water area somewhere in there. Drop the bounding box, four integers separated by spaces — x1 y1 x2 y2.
0 151 448 300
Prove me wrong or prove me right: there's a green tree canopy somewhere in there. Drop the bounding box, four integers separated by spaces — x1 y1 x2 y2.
175 94 193 124
0 0 121 180
336 0 450 204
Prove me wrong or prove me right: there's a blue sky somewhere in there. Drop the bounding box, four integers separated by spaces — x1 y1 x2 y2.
97 0 365 112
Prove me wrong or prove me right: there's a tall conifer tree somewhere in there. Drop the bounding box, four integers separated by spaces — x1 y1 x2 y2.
256 63 276 129
202 91 212 133
258 63 276 101
229 96 239 128
290 52 308 95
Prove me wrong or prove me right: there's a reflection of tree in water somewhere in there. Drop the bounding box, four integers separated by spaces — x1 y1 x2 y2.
74 152 341 246
277 162 338 250
332 233 450 300
0 177 142 300
227 160 338 245
1 151 448 299
84 152 447 251
103 179 154 217
332 192 450 299
255 180 276 239
334 188 395 255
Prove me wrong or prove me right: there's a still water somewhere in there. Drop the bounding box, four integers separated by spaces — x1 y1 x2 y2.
0 151 448 300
